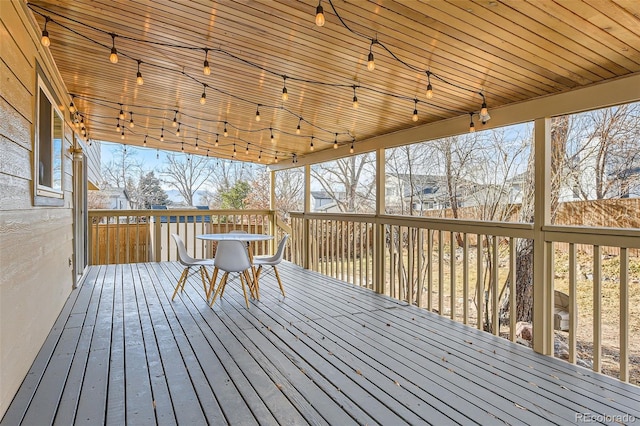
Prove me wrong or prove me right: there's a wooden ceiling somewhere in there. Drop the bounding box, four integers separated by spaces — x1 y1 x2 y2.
28 0 640 165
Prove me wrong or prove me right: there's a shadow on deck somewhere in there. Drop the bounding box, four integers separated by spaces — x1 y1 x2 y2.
3 262 639 425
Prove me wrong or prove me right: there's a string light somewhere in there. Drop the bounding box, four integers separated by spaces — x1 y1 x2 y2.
469 113 475 133
352 86 358 110
367 39 377 71
245 143 249 155
270 127 274 142
128 112 134 128
258 150 262 162
68 96 76 113
274 151 278 163
40 16 51 47
233 143 237 157
160 126 164 141
426 71 433 99
136 60 144 85
334 133 338 149
172 111 178 127
315 0 325 26
223 122 228 137
255 105 261 122
120 129 125 140
412 99 419 122
116 119 121 132
215 134 219 147
117 104 124 120
143 135 147 146
350 139 355 154
310 136 315 151
203 48 211 76
296 118 301 135
109 33 118 64
206 148 209 157
200 84 207 105
176 123 181 137
479 95 491 123
282 76 288 101
181 141 184 152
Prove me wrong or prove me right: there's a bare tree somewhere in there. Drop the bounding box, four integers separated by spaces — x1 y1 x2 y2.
162 153 214 206
244 168 304 219
310 154 376 213
206 160 255 207
101 144 143 189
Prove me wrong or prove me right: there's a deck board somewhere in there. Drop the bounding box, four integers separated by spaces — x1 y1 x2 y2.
3 261 640 425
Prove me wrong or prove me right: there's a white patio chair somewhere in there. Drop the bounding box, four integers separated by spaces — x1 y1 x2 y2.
253 234 288 297
171 234 215 301
209 240 255 308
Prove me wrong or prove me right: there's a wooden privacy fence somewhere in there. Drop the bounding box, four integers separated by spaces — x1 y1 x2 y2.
88 209 279 265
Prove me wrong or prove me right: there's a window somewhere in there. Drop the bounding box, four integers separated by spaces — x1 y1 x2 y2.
35 74 64 205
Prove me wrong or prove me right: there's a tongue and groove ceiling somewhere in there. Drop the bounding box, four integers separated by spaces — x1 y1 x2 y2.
27 0 640 164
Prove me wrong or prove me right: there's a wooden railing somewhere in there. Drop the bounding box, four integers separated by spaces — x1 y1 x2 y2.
88 209 278 265
290 212 640 384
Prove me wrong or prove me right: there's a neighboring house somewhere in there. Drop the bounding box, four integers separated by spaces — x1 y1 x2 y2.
386 174 474 213
90 187 131 210
311 191 345 213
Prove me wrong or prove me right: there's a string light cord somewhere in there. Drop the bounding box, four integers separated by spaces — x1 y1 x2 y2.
27 3 484 116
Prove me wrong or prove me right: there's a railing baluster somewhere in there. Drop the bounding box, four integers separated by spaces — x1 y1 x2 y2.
492 235 499 336
417 228 424 308
620 247 629 382
477 234 483 330
509 237 516 341
450 231 456 320
462 233 469 324
593 244 602 373
427 229 433 312
569 243 577 364
438 230 444 315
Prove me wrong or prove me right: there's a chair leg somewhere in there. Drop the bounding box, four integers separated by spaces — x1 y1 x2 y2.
206 267 219 300
239 272 251 308
171 267 189 301
273 266 286 297
243 270 257 300
210 272 229 307
199 267 209 295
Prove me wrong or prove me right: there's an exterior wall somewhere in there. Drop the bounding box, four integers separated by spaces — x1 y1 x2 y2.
0 1 77 417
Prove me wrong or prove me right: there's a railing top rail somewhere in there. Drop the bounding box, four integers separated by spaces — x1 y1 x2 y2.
290 212 377 222
544 225 640 248
89 209 275 216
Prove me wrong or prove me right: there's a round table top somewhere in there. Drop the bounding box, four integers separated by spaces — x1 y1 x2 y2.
196 233 274 242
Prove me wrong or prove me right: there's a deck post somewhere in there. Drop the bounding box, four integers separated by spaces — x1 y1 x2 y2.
270 169 277 253
303 164 311 269
532 117 553 355
153 214 162 262
374 148 386 294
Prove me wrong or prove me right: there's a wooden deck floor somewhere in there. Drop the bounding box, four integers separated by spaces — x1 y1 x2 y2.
3 262 639 425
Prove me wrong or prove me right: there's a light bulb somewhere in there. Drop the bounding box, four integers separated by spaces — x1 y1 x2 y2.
121 130 125 140
350 142 354 154
352 96 358 110
172 115 178 127
176 126 181 137
255 107 261 122
215 135 219 147
315 3 325 26
426 83 433 99
200 92 206 105
334 134 338 149
224 124 228 137
412 109 419 122
481 101 488 117
119 108 125 120
160 128 164 142
258 151 262 162
136 71 144 85
245 144 249 154
310 137 314 151
41 29 50 47
233 144 237 157
116 120 121 132
143 136 147 147
367 52 375 71
282 86 288 101
203 59 211 76
469 118 475 133
110 47 118 64
129 119 134 128
296 121 301 135
195 139 199 150
69 100 76 113
274 154 279 163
